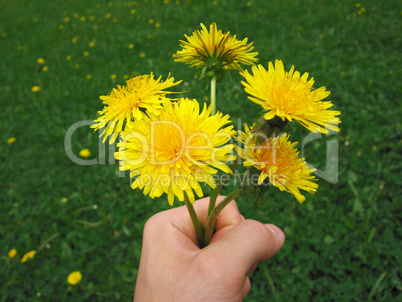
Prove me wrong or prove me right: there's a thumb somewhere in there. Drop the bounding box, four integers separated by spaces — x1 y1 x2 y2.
202 219 285 277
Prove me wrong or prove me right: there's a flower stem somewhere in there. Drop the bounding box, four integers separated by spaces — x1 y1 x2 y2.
211 75 217 115
204 187 245 245
184 193 205 248
208 183 224 218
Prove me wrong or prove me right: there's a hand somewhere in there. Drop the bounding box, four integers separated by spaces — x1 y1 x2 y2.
134 196 285 302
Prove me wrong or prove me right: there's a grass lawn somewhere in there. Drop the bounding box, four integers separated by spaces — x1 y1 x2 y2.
1 0 401 301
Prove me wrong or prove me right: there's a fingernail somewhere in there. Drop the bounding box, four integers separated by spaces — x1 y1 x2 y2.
265 224 285 242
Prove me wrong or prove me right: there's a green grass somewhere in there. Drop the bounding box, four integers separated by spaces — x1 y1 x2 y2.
1 0 401 301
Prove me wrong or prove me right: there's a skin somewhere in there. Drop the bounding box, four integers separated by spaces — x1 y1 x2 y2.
134 196 285 302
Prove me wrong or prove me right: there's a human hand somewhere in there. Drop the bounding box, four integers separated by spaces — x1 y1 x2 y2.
134 196 285 302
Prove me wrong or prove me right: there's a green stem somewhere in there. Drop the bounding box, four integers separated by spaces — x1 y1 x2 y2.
210 75 217 115
204 187 245 245
184 193 205 248
208 183 223 218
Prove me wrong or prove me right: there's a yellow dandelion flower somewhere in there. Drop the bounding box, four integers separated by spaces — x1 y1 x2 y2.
79 149 91 157
173 23 258 71
66 55 72 61
7 137 16 144
148 18 154 24
21 250 36 263
235 125 317 203
32 86 40 92
42 66 48 72
86 74 92 80
83 51 89 56
128 43 134 49
92 73 182 144
140 52 146 58
110 74 117 80
155 23 160 28
61 197 68 202
37 58 45 64
8 249 17 258
67 271 82 285
241 60 341 133
116 98 236 205
89 41 95 47
130 9 136 14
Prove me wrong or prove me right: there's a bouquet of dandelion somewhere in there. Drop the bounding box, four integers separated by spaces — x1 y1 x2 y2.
91 23 341 247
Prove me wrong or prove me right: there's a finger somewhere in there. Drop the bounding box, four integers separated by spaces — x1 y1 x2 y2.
203 220 285 277
241 277 251 299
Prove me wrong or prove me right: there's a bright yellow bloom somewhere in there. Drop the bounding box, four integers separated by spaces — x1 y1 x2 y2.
116 98 236 205
92 73 182 144
37 58 45 64
7 137 16 144
79 149 91 157
173 23 258 71
21 250 36 263
241 60 341 133
32 86 40 92
235 125 317 203
67 271 82 285
8 249 17 258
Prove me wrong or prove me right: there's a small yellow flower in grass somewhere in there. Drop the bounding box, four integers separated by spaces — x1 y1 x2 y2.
21 250 36 263
86 74 92 80
92 73 181 144
130 9 136 14
72 36 79 43
148 18 154 24
64 17 70 22
235 125 318 203
79 149 91 157
67 271 82 285
116 98 236 205
8 249 17 258
128 43 134 49
110 74 117 80
42 66 48 72
32 86 40 92
83 51 89 56
66 55 72 61
7 137 16 144
241 60 341 134
89 41 95 47
173 23 258 71
61 197 68 202
140 52 146 58
37 58 45 64
155 23 160 28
